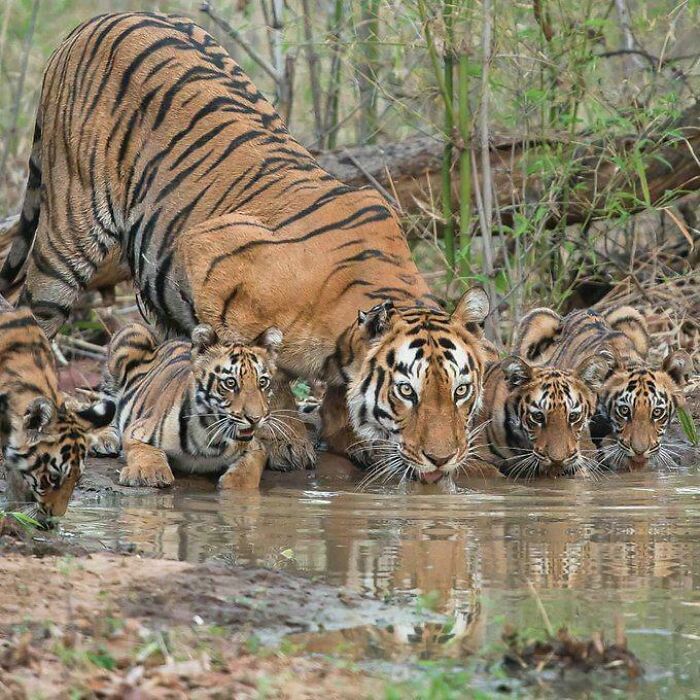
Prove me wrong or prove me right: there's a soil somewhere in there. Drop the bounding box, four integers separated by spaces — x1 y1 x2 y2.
0 546 400 699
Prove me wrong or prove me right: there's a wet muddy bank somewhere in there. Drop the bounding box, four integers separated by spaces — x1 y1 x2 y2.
0 552 388 698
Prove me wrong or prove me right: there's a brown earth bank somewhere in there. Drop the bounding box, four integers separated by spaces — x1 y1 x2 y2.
0 548 397 699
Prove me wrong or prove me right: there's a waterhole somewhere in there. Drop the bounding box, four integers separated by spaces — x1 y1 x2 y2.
59 453 700 696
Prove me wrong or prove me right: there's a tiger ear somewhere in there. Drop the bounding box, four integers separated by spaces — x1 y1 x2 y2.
76 397 116 429
575 353 612 392
192 324 218 354
451 287 489 329
501 355 532 390
662 349 692 387
24 397 56 445
358 299 394 340
255 327 283 360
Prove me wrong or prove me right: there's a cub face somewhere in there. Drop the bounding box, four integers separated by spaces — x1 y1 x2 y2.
598 350 691 469
4 396 115 526
500 354 609 477
191 325 282 441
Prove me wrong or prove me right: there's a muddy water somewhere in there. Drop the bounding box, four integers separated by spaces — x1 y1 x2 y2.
63 454 700 696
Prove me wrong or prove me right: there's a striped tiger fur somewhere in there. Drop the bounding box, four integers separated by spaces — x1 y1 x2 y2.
0 12 496 479
514 307 692 470
106 321 281 489
475 353 610 478
0 301 114 524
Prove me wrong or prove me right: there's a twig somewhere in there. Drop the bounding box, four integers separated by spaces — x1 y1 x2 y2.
527 579 554 638
342 149 402 212
199 1 281 83
57 336 107 355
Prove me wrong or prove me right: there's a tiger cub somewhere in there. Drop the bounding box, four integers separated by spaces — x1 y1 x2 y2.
106 322 282 489
475 354 610 478
0 304 114 525
514 307 692 470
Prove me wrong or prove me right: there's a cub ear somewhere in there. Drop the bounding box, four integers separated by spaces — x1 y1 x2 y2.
662 349 692 387
255 327 283 359
192 324 218 353
501 355 532 390
24 397 56 444
451 287 489 329
358 299 394 340
575 353 612 392
76 397 116 429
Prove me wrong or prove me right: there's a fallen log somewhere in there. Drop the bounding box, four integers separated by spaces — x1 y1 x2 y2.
316 102 700 228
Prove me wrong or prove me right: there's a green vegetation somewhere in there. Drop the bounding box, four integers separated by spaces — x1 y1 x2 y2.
0 1 696 353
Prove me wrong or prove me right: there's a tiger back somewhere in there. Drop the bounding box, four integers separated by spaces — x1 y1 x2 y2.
514 307 692 470
0 307 114 524
107 322 282 489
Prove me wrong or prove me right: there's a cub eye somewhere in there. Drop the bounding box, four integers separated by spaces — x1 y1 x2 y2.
259 376 270 389
652 407 665 420
529 410 545 425
222 377 238 391
617 405 631 419
568 409 582 424
454 384 471 401
397 383 416 400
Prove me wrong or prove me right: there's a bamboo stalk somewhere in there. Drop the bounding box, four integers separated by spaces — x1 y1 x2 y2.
442 0 456 283
457 50 472 280
478 0 499 341
324 0 344 149
301 0 324 144
0 0 39 187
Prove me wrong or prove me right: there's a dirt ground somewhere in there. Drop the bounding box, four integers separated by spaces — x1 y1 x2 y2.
0 547 396 699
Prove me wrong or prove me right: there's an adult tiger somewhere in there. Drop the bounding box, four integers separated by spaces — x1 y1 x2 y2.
106 322 281 490
0 301 114 525
514 307 691 470
0 13 492 482
475 354 610 478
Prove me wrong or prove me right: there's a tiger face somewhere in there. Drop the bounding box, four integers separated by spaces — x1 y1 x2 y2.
500 355 610 478
597 350 691 470
4 397 115 526
346 288 490 484
190 325 282 442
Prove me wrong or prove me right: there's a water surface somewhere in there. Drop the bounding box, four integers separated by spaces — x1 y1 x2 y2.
63 454 700 696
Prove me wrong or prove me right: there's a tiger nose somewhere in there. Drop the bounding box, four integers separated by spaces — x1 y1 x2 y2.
423 451 455 468
245 413 262 426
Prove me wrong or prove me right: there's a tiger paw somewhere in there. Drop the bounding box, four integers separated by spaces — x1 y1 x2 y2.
119 460 174 488
218 466 261 490
218 447 266 490
90 426 121 457
266 432 317 472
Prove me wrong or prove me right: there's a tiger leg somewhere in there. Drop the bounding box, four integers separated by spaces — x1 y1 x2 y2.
320 385 360 459
21 216 120 339
119 431 174 488
266 371 317 472
218 439 267 490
